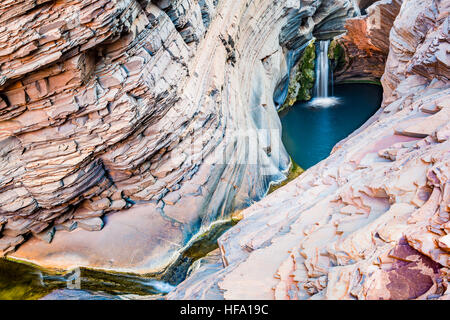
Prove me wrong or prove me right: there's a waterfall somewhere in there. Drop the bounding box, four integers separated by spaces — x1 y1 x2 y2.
314 40 330 98
310 39 339 108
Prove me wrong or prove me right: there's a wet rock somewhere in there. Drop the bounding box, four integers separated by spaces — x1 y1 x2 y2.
172 0 450 299
2 0 358 277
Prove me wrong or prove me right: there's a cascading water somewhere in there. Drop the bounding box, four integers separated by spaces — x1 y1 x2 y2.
280 38 384 168
314 40 330 98
310 39 339 107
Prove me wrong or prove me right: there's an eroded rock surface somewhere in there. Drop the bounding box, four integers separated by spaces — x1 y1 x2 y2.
335 0 402 82
168 0 450 299
0 0 358 278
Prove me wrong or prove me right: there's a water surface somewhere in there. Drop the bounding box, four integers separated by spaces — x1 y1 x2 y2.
280 83 383 169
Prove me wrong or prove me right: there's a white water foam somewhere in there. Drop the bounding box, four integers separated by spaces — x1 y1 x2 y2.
314 40 331 98
308 97 340 108
146 280 176 293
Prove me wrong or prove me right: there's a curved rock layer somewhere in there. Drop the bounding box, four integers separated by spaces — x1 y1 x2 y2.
168 0 450 299
0 0 357 276
335 0 402 82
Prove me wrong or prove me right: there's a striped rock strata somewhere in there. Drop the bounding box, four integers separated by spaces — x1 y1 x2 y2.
168 0 450 299
0 0 357 279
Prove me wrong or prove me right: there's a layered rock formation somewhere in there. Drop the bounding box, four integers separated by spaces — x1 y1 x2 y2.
168 0 450 299
334 0 403 82
0 0 358 280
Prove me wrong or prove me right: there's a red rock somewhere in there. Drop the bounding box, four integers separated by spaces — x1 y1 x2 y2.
169 0 450 299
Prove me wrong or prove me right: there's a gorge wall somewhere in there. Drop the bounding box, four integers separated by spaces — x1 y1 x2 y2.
168 0 450 299
0 0 448 300
334 0 403 82
0 0 358 280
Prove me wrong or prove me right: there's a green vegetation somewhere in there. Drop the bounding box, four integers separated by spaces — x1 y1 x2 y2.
328 39 346 72
0 258 63 300
280 40 316 111
0 257 171 298
182 219 234 261
268 158 304 194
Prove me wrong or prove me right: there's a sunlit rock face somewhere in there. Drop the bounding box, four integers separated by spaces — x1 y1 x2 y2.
334 0 402 82
168 0 450 299
0 0 357 277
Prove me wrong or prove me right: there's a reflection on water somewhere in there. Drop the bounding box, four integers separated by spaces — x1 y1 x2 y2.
0 258 171 300
0 216 235 299
0 259 63 300
280 83 383 169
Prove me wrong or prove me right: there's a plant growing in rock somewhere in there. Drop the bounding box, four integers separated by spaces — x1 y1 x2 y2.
328 39 346 73
281 40 316 110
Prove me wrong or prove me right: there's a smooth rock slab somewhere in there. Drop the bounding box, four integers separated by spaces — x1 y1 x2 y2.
10 203 184 275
